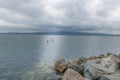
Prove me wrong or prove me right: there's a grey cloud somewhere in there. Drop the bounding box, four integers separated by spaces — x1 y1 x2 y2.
0 0 120 34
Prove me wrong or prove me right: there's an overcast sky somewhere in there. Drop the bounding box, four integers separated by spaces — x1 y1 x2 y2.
0 0 120 34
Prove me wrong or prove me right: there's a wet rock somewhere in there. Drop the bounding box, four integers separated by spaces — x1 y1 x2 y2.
84 61 114 80
54 59 68 73
62 69 89 80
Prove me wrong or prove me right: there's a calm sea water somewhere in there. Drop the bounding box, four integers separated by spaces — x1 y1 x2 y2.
0 34 120 80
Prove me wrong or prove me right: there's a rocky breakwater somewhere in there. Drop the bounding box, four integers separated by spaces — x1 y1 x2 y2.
53 53 120 80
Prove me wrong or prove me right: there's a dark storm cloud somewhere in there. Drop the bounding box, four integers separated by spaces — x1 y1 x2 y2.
0 0 120 34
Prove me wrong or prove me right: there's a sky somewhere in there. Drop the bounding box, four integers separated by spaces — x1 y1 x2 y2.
0 0 120 34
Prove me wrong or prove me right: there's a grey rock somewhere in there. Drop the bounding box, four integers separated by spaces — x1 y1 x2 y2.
62 69 90 80
101 55 120 71
98 72 120 80
97 76 110 80
54 59 68 73
84 61 114 80
68 64 84 75
117 62 120 69
98 54 105 59
106 53 113 57
84 55 120 80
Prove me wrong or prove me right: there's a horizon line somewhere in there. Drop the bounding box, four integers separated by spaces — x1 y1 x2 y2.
0 31 120 36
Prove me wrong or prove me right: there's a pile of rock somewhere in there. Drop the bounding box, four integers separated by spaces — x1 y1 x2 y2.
53 53 120 80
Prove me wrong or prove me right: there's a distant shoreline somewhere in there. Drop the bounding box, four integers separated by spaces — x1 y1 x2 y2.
0 32 120 36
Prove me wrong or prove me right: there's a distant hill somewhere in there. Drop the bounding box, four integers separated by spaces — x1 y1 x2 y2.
0 31 120 36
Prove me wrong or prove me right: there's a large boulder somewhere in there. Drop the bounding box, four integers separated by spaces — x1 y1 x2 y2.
62 69 89 80
84 55 120 80
98 72 120 80
54 59 68 73
84 61 115 80
54 57 86 73
101 55 120 71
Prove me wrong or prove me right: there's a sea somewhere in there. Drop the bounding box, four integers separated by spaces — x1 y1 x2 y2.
0 34 120 80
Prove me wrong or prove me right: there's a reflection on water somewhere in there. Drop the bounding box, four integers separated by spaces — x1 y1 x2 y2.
0 34 120 79
37 35 62 64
